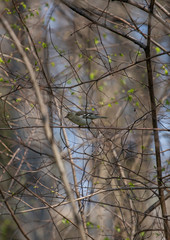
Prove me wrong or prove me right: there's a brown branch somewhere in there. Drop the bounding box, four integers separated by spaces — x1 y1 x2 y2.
145 0 170 239
0 189 30 240
0 13 87 240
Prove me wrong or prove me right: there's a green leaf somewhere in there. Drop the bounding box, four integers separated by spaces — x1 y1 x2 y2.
16 98 22 102
128 182 135 187
88 55 93 61
120 78 126 85
86 222 94 228
42 42 47 48
155 47 161 54
90 72 95 80
108 55 112 63
67 79 72 84
140 231 145 237
164 68 168 75
127 95 133 101
128 88 135 93
165 99 170 105
115 226 121 232
94 38 99 45
99 101 104 106
62 218 69 224
98 85 103 91
50 62 55 67
135 101 139 107
21 2 27 9
136 50 142 56
50 17 56 21
0 58 5 64
108 103 112 107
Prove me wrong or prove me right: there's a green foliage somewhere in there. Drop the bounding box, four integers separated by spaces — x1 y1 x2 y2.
62 218 70 224
50 62 55 67
164 68 168 75
11 24 22 31
16 98 22 102
161 64 168 75
155 47 161 53
127 95 133 101
140 231 145 237
86 221 94 228
98 85 104 91
30 103 34 108
88 55 93 61
35 10 39 16
94 37 100 45
165 99 170 105
135 101 139 107
20 2 27 9
108 55 112 63
67 79 72 84
120 78 126 85
5 8 12 14
42 42 47 48
50 17 56 21
128 182 135 187
0 57 5 64
127 88 135 94
115 226 121 232
89 72 95 80
136 50 142 56
0 218 16 240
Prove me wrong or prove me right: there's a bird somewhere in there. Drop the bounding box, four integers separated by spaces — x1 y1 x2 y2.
65 110 107 126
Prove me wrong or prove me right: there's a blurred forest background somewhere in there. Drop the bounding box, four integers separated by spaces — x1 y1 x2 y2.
0 0 170 239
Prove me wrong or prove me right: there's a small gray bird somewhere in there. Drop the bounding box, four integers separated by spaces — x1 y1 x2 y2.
65 110 107 126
